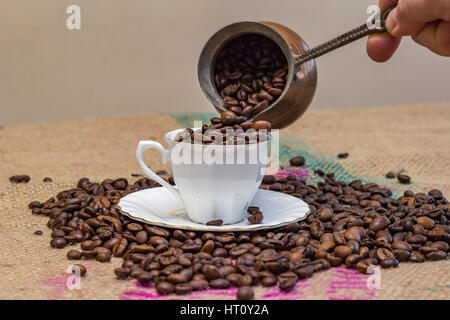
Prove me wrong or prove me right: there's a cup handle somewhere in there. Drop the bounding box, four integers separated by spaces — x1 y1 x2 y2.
136 140 180 199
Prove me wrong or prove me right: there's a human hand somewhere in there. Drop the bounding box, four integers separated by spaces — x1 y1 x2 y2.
366 0 450 62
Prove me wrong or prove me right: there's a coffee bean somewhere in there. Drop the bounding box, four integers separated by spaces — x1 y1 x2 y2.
96 251 111 262
379 258 399 268
334 246 352 260
156 281 175 295
345 254 360 267
72 264 87 277
392 240 412 252
209 278 231 289
385 172 396 179
290 156 305 167
369 216 389 232
251 120 271 131
190 279 209 291
34 230 43 235
376 248 395 261
114 267 131 279
206 219 223 226
67 249 82 260
43 177 53 182
425 251 446 261
310 220 325 239
214 34 287 120
247 206 261 215
236 286 254 300
27 170 449 298
417 216 435 229
261 176 277 186
175 283 193 295
50 238 67 248
337 153 349 159
9 175 30 183
397 174 411 184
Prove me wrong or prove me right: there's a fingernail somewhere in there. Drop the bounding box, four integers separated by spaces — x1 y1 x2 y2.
386 13 398 33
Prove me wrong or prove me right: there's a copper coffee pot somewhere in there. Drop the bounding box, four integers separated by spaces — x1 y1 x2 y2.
198 6 394 129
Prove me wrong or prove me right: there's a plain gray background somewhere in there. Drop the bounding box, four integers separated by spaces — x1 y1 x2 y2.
1 0 449 125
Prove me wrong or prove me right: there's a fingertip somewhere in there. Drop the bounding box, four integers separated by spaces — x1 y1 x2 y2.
366 33 401 62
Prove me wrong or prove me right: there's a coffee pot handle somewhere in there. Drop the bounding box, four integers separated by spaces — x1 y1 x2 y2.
136 140 180 199
294 6 395 66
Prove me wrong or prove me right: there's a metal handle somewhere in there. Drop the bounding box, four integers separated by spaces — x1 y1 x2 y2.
294 6 395 66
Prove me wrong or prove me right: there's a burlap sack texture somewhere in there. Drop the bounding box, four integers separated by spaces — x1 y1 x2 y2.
0 104 448 300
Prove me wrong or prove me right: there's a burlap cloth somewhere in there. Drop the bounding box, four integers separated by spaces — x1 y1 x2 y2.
0 104 449 300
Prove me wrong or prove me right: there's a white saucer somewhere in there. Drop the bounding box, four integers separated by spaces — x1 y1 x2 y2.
118 187 310 231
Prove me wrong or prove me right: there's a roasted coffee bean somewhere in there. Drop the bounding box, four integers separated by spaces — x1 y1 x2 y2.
156 281 175 295
50 238 67 248
43 177 53 182
248 213 263 224
206 219 223 226
9 175 30 183
261 275 278 287
376 248 395 261
214 34 287 120
236 286 254 300
251 120 271 131
345 254 360 267
67 249 82 260
72 264 87 277
392 240 412 252
114 267 131 279
290 156 305 167
247 206 260 215
96 251 111 262
34 230 43 235
397 174 411 184
425 250 446 261
175 283 193 295
417 217 435 229
278 276 296 292
409 252 425 262
337 152 349 159
356 261 374 274
334 246 352 260
393 250 411 262
369 216 389 232
190 279 209 291
310 220 325 239
385 172 396 179
379 258 399 268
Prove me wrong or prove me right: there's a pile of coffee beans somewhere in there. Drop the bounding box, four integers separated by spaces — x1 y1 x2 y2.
176 114 271 145
214 34 288 120
28 163 448 300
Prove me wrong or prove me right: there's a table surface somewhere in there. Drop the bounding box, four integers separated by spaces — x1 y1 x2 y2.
0 103 449 299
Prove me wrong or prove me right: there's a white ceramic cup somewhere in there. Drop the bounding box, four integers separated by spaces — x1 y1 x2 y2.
136 128 270 224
